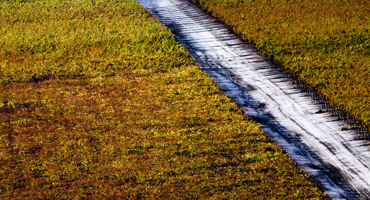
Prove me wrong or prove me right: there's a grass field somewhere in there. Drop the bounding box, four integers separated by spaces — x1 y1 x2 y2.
0 0 328 198
192 0 370 131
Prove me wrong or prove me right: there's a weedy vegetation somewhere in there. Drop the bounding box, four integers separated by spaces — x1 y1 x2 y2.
0 0 328 198
193 0 370 132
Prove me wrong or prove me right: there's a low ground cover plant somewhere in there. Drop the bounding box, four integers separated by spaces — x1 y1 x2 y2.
0 0 327 198
192 0 370 131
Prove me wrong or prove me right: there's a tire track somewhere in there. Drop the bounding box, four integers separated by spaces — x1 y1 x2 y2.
136 0 370 199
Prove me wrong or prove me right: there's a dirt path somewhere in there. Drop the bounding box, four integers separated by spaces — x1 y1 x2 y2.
136 0 370 199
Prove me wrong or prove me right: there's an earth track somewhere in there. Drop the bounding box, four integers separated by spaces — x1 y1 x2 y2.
136 0 370 199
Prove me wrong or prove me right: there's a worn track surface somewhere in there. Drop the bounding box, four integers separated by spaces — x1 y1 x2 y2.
136 0 370 199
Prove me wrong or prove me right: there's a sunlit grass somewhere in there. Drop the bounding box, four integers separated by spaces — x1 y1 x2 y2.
0 0 327 198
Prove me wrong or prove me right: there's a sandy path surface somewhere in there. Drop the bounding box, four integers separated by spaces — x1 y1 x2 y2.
136 0 370 199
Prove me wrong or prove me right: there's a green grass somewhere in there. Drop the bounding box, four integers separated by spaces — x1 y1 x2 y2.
0 0 328 198
192 0 370 130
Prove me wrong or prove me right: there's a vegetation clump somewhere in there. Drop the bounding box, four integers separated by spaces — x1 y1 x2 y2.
193 0 370 130
0 0 327 198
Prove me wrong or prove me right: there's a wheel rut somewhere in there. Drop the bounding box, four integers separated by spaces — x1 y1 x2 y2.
136 0 370 199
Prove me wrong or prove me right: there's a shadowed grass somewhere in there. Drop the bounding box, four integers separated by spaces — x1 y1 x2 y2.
193 0 370 130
